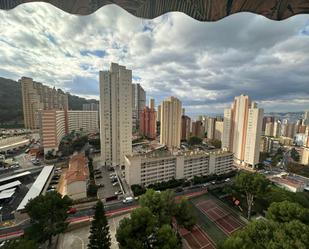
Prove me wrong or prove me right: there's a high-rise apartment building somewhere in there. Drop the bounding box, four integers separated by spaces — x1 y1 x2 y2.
149 98 155 110
214 121 224 141
39 110 99 154
20 76 68 129
273 120 281 137
132 83 146 131
157 105 161 122
39 110 67 154
100 63 132 167
181 115 191 141
160 97 182 148
140 106 156 139
222 95 264 168
303 110 309 126
265 122 274 136
207 118 216 140
192 121 204 138
82 103 99 111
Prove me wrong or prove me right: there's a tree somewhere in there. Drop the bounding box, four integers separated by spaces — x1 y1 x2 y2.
154 224 182 249
234 171 269 220
116 207 157 249
25 192 72 245
139 189 176 225
291 148 300 162
175 198 196 231
188 136 202 146
88 200 111 249
116 207 181 249
221 219 309 249
209 139 222 149
266 201 309 224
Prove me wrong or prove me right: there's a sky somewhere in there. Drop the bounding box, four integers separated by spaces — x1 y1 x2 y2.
0 3 309 117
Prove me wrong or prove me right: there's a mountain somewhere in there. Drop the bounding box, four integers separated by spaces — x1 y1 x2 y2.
0 77 99 128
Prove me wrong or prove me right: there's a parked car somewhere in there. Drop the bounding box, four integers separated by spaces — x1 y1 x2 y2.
211 181 216 185
109 173 116 177
112 182 119 186
95 175 103 179
122 197 133 204
111 178 118 183
98 183 105 188
224 178 231 182
174 187 183 193
67 207 77 214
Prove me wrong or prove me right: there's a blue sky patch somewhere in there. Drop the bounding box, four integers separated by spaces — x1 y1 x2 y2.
80 50 107 58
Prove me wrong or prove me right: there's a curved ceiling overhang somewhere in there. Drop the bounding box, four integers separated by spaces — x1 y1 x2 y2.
1 0 309 21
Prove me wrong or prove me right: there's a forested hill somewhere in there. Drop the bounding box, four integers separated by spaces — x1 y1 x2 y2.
0 77 99 127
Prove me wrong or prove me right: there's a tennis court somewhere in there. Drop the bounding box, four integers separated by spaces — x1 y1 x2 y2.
181 225 216 249
196 199 245 235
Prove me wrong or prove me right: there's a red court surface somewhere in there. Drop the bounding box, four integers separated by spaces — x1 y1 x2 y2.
196 199 244 235
181 225 216 249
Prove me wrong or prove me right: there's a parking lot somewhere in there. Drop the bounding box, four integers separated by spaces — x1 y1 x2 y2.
58 213 130 249
94 159 123 201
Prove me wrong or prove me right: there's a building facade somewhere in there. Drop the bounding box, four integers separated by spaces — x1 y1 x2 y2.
82 103 99 111
207 118 216 140
132 83 146 131
160 97 182 148
100 63 132 167
125 150 233 186
222 95 264 168
39 110 67 154
20 77 68 129
192 121 204 138
67 111 99 133
181 115 191 141
214 121 224 141
140 106 157 139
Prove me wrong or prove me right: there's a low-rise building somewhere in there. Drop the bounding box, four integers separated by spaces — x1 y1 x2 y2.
67 110 99 133
64 154 89 200
125 149 233 186
270 176 305 192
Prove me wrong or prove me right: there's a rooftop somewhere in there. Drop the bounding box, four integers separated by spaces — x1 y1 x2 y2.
65 154 89 184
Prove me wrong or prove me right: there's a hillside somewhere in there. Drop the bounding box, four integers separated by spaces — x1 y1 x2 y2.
0 77 99 128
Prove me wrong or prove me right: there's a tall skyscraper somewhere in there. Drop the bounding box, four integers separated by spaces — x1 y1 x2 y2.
149 98 155 110
273 120 281 137
207 118 216 140
20 76 68 129
303 110 309 126
222 95 264 168
140 106 156 139
265 122 274 136
132 83 146 130
214 121 223 141
160 97 182 148
100 63 132 167
192 121 204 138
181 115 191 141
157 105 161 122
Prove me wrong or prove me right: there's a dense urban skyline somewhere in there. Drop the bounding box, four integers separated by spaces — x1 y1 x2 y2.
0 4 309 117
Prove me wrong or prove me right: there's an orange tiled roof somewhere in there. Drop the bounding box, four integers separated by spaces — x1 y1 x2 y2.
65 154 89 184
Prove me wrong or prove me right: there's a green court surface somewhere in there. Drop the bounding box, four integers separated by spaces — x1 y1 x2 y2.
189 193 247 246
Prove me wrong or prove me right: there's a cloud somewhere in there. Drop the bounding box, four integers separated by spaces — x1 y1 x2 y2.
0 3 308 118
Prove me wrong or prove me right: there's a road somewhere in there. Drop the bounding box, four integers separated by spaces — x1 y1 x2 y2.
0 185 215 241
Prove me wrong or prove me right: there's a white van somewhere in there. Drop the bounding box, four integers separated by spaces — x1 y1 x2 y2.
122 196 134 204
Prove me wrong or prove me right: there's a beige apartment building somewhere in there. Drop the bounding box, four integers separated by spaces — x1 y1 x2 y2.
222 95 263 168
67 111 99 133
214 121 223 141
20 77 68 129
40 110 99 154
125 150 233 186
160 96 182 148
100 63 132 167
39 110 67 154
207 117 216 140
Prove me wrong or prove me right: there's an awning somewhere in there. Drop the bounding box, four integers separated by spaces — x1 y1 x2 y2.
0 0 309 21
